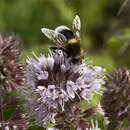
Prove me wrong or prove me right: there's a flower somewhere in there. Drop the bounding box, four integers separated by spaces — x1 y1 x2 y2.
47 128 59 130
102 68 130 129
27 99 57 125
46 120 101 130
23 49 105 126
0 33 26 130
76 120 101 130
0 110 28 130
0 34 24 92
26 50 104 109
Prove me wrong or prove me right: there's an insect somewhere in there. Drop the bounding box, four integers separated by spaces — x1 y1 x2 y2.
118 0 130 16
41 15 82 64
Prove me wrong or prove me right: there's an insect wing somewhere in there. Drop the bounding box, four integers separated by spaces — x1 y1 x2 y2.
118 0 130 15
72 15 81 38
41 28 67 47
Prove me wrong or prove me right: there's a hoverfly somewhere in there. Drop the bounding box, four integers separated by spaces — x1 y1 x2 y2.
41 15 82 64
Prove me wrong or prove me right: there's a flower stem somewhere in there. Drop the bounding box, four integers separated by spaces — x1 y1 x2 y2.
0 85 4 130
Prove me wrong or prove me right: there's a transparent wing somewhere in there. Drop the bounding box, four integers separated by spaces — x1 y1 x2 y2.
41 28 67 47
72 15 81 38
118 0 130 16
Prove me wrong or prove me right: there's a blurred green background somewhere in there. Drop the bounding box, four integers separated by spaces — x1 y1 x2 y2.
0 0 130 129
0 0 130 71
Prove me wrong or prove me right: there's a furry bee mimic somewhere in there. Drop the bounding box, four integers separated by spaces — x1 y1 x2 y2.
41 15 82 64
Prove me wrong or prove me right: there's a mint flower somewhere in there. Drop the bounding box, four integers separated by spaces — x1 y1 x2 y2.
0 34 26 130
27 50 104 110
0 34 24 92
23 50 105 126
102 68 130 130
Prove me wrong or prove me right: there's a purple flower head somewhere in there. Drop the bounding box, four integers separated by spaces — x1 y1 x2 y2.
0 34 24 92
0 110 28 130
102 68 130 129
24 50 105 126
